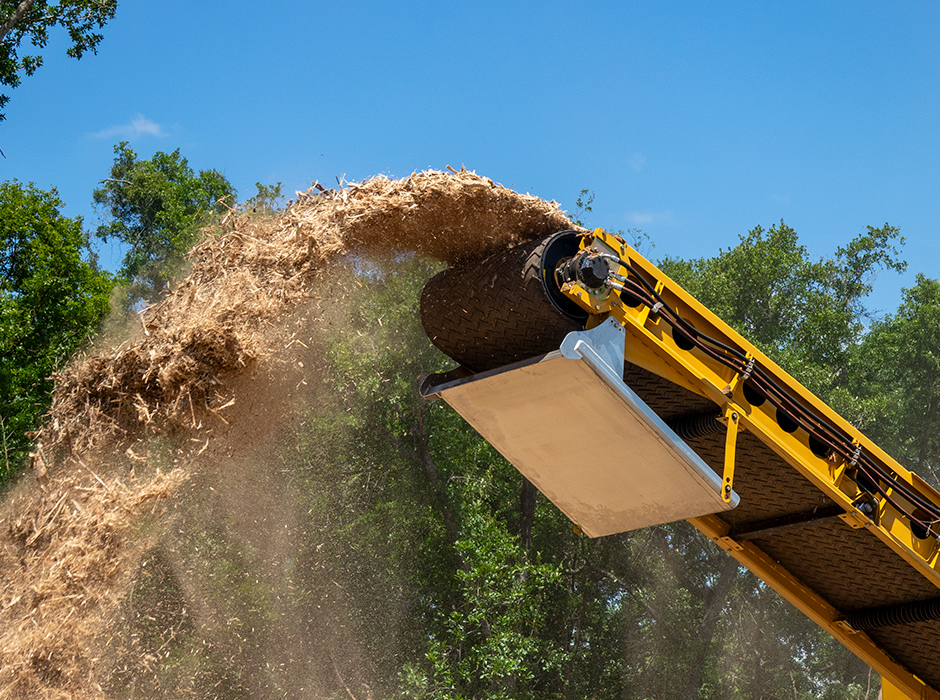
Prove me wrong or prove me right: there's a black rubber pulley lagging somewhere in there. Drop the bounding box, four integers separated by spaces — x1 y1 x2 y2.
420 230 589 372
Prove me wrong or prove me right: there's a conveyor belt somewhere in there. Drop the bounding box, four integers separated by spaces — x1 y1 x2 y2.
625 362 940 692
420 229 940 699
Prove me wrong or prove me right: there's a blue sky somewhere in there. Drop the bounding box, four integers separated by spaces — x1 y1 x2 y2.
3 1 939 315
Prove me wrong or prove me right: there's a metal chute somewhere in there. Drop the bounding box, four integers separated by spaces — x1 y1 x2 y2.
421 319 737 537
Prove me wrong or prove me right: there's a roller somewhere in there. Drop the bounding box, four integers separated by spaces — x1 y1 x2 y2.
420 230 588 372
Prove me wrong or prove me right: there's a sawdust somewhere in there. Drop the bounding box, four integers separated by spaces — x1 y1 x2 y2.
0 169 577 699
0 467 185 699
45 168 573 457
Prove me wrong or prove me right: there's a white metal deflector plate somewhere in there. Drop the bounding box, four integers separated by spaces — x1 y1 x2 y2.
422 318 738 537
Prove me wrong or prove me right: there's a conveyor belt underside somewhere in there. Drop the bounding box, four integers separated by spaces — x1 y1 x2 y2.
624 362 940 690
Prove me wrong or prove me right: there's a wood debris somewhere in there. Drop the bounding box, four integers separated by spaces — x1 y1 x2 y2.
1 169 575 699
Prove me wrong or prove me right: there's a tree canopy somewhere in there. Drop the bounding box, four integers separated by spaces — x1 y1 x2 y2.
0 180 112 482
659 222 906 396
2 151 936 696
0 0 117 122
839 274 940 482
93 141 235 305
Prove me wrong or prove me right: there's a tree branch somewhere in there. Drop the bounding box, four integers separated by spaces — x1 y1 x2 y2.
0 0 39 43
678 556 740 700
517 477 536 550
363 400 460 547
592 565 682 645
415 397 460 543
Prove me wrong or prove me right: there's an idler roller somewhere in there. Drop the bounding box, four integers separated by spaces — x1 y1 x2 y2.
421 231 589 372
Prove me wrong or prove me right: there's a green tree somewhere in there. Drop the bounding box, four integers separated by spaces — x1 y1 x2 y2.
659 221 906 396
93 141 235 306
241 181 284 215
839 274 940 483
288 230 905 699
0 0 117 123
570 188 594 228
0 180 112 483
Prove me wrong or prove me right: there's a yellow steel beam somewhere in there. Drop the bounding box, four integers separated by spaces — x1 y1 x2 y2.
561 229 940 700
690 513 938 700
883 677 920 700
564 229 940 582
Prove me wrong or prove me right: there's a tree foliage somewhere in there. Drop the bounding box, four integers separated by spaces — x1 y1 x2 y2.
0 180 112 483
5 151 932 697
659 222 906 396
0 0 117 122
839 274 940 482
241 181 284 215
93 142 235 306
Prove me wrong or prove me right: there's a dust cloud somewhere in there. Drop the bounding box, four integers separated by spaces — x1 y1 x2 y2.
0 170 576 698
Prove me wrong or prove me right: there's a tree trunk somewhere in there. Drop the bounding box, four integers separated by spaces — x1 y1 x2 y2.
518 477 537 550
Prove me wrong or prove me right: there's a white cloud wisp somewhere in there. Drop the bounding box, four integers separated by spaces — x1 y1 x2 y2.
90 114 168 140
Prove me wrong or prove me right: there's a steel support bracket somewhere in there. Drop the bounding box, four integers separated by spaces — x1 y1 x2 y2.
839 508 871 530
720 407 740 504
714 535 744 552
